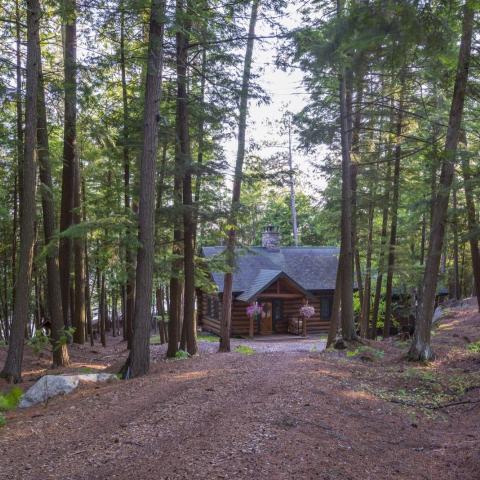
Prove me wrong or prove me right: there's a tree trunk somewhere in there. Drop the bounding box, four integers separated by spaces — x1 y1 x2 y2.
360 188 375 338
193 45 207 249
383 72 406 337
36 33 70 367
167 187 182 357
452 184 460 300
73 159 86 343
176 0 197 356
338 65 355 340
59 0 77 328
461 140 480 311
99 272 106 347
409 1 474 361
371 158 392 338
287 117 299 246
85 242 94 346
120 1 135 350
12 0 23 315
220 0 260 352
1 0 40 382
123 0 165 377
326 259 342 348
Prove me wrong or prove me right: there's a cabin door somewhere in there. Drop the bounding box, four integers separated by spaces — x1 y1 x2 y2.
260 302 273 335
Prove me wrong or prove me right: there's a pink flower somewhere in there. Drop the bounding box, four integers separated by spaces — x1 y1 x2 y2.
246 303 263 317
300 305 315 318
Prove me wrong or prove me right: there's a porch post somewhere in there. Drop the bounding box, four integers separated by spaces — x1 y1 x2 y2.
249 314 254 338
302 297 307 337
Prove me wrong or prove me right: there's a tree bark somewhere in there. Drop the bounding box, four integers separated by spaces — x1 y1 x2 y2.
12 0 23 316
460 137 480 311
409 1 474 361
120 1 135 349
1 0 40 382
287 116 299 246
371 157 392 338
36 31 70 367
123 0 165 377
338 67 355 340
452 185 460 300
73 159 86 344
220 0 260 352
360 188 375 337
176 0 197 356
59 0 77 328
383 72 406 337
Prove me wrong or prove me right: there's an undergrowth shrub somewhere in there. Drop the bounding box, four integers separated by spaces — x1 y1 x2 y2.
174 350 190 360
0 387 23 427
234 345 255 355
27 330 50 355
467 341 480 353
346 346 384 360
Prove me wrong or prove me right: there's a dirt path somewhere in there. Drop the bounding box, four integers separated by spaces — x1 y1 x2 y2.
1 306 479 479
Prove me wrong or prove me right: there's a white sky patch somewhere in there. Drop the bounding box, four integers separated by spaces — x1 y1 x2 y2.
223 2 328 196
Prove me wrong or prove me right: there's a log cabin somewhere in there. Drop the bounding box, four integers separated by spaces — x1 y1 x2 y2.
198 226 339 337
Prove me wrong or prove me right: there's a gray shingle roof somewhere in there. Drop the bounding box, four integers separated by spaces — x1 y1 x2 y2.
236 269 282 302
202 246 339 294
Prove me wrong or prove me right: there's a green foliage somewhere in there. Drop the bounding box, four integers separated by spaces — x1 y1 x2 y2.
197 333 219 343
0 387 23 427
27 330 50 355
54 327 76 350
467 341 480 353
174 350 190 360
346 346 384 360
234 345 255 356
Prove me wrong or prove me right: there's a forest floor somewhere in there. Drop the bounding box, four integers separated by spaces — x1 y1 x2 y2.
0 302 479 479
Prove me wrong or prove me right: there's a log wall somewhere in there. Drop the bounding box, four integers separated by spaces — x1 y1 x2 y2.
199 289 334 337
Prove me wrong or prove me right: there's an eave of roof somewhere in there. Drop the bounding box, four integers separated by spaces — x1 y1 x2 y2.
236 269 314 303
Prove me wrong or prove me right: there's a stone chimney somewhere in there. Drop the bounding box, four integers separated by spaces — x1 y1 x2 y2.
262 225 280 250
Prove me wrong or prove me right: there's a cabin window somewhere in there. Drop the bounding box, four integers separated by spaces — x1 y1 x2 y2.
320 297 332 318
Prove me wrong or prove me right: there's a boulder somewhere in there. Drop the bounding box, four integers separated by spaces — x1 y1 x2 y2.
432 306 444 325
19 373 118 408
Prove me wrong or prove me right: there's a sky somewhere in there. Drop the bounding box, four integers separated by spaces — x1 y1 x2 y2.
223 2 327 195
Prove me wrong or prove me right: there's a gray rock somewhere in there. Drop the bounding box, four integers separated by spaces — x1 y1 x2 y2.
19 373 118 408
432 306 444 325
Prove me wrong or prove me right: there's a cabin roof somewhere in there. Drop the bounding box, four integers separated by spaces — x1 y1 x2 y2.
202 246 339 294
236 269 314 303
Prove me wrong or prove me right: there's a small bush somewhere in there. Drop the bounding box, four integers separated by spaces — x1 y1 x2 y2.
27 330 50 355
467 341 480 353
346 346 384 360
174 350 190 360
0 387 23 428
234 345 255 356
54 327 76 350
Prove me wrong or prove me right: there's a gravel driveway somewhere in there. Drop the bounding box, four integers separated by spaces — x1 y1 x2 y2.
151 334 326 358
